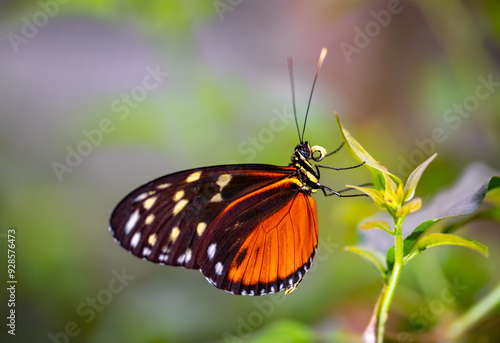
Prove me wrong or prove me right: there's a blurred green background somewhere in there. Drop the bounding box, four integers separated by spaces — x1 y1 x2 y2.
1 1 499 342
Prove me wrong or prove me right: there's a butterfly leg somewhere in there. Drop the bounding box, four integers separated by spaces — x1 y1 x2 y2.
320 185 369 197
315 160 366 172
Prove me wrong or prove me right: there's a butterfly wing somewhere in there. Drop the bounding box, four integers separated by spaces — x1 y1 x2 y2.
109 164 318 295
200 183 318 295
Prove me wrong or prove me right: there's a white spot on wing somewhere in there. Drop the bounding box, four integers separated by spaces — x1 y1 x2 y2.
157 183 171 189
145 214 155 225
241 290 247 296
170 227 180 243
173 190 185 202
216 174 232 189
196 222 207 236
142 247 152 256
186 171 202 183
124 210 140 235
210 193 223 202
215 262 223 275
159 254 168 262
185 248 192 263
207 243 217 260
143 196 157 210
134 193 148 202
130 232 141 249
173 199 188 215
148 234 157 246
177 253 186 264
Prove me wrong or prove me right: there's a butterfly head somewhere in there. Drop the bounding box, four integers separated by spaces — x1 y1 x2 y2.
294 142 327 162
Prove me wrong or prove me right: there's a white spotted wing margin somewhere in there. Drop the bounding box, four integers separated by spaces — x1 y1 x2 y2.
110 164 319 295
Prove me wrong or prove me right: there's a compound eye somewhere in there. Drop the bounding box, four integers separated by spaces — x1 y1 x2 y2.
311 145 327 162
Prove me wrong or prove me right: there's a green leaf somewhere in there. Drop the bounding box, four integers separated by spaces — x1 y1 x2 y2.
344 246 387 279
403 153 437 202
411 233 488 260
396 198 422 217
335 114 389 177
441 176 500 217
346 185 386 209
360 220 393 233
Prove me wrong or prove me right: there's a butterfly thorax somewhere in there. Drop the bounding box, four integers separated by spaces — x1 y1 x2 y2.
290 142 323 193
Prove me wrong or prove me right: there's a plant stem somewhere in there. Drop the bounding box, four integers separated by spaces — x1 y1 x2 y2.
376 216 404 343
446 281 500 340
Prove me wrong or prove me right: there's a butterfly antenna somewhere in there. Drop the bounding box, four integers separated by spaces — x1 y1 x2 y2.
301 47 327 142
288 57 302 143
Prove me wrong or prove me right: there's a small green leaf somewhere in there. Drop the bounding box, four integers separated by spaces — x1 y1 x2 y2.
335 114 389 177
396 198 422 217
345 246 387 279
415 233 488 257
347 185 386 209
403 153 437 202
360 220 393 233
386 218 439 270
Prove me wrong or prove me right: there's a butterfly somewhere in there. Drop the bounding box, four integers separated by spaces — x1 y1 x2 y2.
109 48 365 296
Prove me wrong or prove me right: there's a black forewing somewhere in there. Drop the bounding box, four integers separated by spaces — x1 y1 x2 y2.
109 164 297 270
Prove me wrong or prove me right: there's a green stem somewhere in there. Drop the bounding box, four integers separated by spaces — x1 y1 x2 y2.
446 281 500 340
376 216 404 343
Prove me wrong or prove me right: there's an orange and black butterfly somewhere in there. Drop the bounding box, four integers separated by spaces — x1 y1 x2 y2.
109 48 364 296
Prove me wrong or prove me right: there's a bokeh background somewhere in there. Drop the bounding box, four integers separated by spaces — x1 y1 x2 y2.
1 1 499 342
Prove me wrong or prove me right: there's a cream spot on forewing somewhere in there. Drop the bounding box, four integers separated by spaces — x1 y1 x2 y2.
186 171 202 183
215 262 223 275
130 232 141 249
173 199 188 215
124 210 140 235
157 183 171 189
143 196 157 210
145 214 155 225
210 193 223 202
196 222 207 236
148 233 157 246
207 243 217 260
216 174 232 190
170 227 180 243
173 190 185 202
